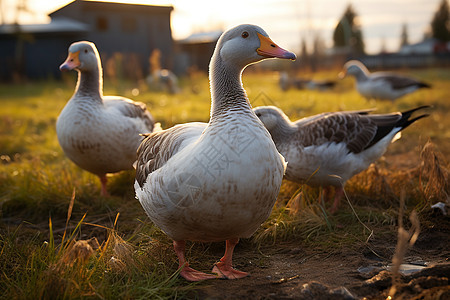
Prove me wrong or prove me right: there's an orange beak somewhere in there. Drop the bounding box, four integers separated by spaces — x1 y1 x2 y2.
256 33 296 60
60 51 80 71
338 69 347 79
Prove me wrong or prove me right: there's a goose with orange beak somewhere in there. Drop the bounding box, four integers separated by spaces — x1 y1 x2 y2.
57 41 156 196
135 24 296 281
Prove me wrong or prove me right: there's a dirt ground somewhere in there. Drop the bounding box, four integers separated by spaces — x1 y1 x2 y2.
193 221 449 299
186 149 450 299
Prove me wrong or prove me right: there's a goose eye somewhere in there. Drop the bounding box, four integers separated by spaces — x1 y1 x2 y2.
84 49 88 53
241 31 249 38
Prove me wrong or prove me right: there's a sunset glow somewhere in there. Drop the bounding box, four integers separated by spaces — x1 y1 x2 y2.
0 0 442 54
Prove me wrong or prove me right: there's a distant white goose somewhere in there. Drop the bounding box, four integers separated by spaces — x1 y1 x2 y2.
340 60 431 101
134 24 296 281
57 41 155 196
253 105 429 212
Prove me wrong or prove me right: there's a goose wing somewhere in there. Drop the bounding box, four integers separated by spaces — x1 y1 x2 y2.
371 73 430 90
103 96 155 131
135 122 207 187
296 106 429 154
295 108 375 126
297 112 402 154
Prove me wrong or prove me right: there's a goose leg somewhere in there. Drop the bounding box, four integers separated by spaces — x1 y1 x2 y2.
321 186 332 205
330 186 344 214
173 240 217 281
99 174 109 197
212 238 249 279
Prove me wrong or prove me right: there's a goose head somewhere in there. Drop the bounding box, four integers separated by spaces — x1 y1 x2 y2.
253 106 289 132
213 24 296 71
60 41 100 73
339 60 369 79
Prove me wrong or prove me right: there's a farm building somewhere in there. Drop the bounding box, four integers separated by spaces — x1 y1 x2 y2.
0 0 174 81
174 30 222 74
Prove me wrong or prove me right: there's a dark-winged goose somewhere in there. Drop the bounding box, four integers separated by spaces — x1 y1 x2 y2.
340 60 431 101
254 105 429 212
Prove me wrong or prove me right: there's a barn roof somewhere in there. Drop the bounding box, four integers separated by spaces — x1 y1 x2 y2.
49 0 173 17
178 30 223 44
0 17 89 35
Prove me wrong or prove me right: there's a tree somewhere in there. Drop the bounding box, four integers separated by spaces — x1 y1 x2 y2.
0 0 4 25
300 37 309 61
431 0 450 41
332 4 365 55
400 23 409 49
7 0 33 82
309 33 326 71
380 37 387 54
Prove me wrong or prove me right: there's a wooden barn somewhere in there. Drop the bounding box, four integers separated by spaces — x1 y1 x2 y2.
174 30 222 74
0 0 174 81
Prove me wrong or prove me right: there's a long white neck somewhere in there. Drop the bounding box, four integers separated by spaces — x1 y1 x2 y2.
209 53 253 121
74 59 103 101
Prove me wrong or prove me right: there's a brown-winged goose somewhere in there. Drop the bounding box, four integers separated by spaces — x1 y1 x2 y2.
340 60 431 101
57 41 155 196
279 71 336 91
134 24 296 281
253 105 429 212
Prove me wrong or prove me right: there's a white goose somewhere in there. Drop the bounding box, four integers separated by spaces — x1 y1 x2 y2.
340 60 431 101
253 105 429 212
57 41 155 196
134 24 296 281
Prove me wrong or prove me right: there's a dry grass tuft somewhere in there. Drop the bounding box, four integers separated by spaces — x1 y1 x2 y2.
364 164 397 203
419 140 449 207
254 185 333 247
57 238 99 268
346 164 398 208
106 231 135 273
42 231 101 299
388 190 421 298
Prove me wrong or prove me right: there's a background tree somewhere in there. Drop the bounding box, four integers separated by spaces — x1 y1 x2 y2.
0 0 4 25
431 0 450 41
300 38 309 61
333 4 365 55
379 37 387 54
306 34 324 72
7 0 33 82
400 23 409 49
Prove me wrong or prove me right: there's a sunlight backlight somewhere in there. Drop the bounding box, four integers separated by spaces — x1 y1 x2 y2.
0 0 442 54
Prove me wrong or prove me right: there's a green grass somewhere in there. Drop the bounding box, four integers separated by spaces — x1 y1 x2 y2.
0 68 449 298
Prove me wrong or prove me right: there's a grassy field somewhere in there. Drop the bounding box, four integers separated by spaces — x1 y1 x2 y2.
0 67 449 299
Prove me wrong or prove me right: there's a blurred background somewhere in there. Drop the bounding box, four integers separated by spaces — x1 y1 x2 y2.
0 0 449 82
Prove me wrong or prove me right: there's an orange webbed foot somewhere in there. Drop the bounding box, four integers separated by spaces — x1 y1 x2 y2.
212 261 249 280
180 266 218 281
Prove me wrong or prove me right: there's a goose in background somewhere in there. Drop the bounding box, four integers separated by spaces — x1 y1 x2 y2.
146 69 179 94
146 48 179 94
339 60 431 101
134 24 296 281
279 71 336 91
253 105 430 212
57 41 156 196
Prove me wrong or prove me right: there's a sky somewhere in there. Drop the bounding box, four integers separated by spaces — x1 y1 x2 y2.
0 0 443 54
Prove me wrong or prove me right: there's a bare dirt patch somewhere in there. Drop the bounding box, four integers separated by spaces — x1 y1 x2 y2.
193 212 449 299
